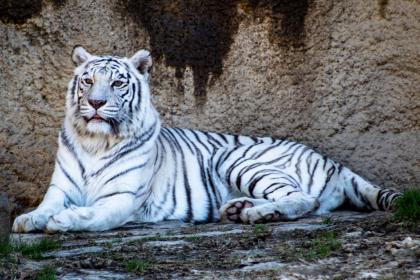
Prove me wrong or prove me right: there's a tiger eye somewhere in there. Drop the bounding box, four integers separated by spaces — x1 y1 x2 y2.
84 78 93 85
112 80 124 87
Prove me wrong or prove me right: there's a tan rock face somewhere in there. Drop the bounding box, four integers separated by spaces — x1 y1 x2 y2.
0 0 419 215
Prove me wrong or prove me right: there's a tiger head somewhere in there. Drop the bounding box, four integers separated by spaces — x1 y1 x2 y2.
66 46 159 142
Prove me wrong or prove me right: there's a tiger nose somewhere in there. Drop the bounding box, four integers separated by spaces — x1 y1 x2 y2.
88 99 106 109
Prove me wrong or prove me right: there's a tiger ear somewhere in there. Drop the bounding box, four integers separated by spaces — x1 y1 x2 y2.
130 49 152 76
72 46 92 66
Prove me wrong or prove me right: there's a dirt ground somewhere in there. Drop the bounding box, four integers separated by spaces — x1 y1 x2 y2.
1 211 419 280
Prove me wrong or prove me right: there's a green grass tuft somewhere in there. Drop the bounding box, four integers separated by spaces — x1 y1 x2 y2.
1 238 61 261
321 217 333 225
185 235 201 242
393 188 420 225
0 239 13 258
125 258 149 274
35 265 56 280
253 224 269 235
141 235 163 242
297 232 342 260
17 238 61 260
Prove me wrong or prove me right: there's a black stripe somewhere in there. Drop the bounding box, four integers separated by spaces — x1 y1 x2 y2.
214 132 229 144
195 146 215 222
351 178 373 210
376 189 384 210
94 191 136 203
128 86 137 115
179 150 193 222
322 156 328 170
162 128 183 152
286 191 299 196
278 142 300 156
351 178 360 198
190 130 212 153
160 130 183 219
177 132 215 218
279 174 300 188
103 162 148 186
224 145 260 185
263 184 288 199
70 75 79 98
153 141 165 173
247 170 278 197
318 165 336 197
305 151 314 183
207 167 222 209
57 159 82 196
214 146 238 174
202 131 223 147
122 62 132 73
50 184 77 206
294 147 310 183
60 129 85 178
234 155 287 191
173 128 195 155
85 58 121 69
234 135 241 145
337 164 344 174
249 136 259 143
121 88 130 98
307 159 320 194
134 77 142 111
254 140 285 159
276 144 302 169
100 121 156 162
162 130 193 221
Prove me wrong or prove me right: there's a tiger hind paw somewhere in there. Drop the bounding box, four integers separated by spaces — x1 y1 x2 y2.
219 197 269 223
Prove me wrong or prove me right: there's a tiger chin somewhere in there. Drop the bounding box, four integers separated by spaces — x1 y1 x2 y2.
12 46 401 233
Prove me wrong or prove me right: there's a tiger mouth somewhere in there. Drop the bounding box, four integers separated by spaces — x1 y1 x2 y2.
85 114 108 123
91 114 104 121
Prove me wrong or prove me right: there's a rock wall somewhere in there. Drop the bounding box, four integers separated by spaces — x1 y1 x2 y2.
1 0 419 215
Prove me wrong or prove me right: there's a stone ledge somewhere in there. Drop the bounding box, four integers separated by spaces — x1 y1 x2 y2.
3 211 419 279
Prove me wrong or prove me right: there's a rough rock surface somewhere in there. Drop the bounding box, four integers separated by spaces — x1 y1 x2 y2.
0 0 419 214
2 211 419 279
0 193 10 241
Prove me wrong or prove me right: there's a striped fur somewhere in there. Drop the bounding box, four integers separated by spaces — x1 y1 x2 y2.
12 47 401 232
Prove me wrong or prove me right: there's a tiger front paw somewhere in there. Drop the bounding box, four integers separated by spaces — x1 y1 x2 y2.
46 212 74 233
12 212 49 233
45 206 94 233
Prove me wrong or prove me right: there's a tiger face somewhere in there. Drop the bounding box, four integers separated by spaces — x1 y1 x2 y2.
67 46 153 139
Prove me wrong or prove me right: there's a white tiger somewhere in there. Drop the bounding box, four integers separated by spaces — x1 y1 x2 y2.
12 47 400 232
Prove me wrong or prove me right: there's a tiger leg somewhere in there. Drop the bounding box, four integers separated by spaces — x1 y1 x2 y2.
338 167 401 211
45 193 135 232
219 170 319 223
